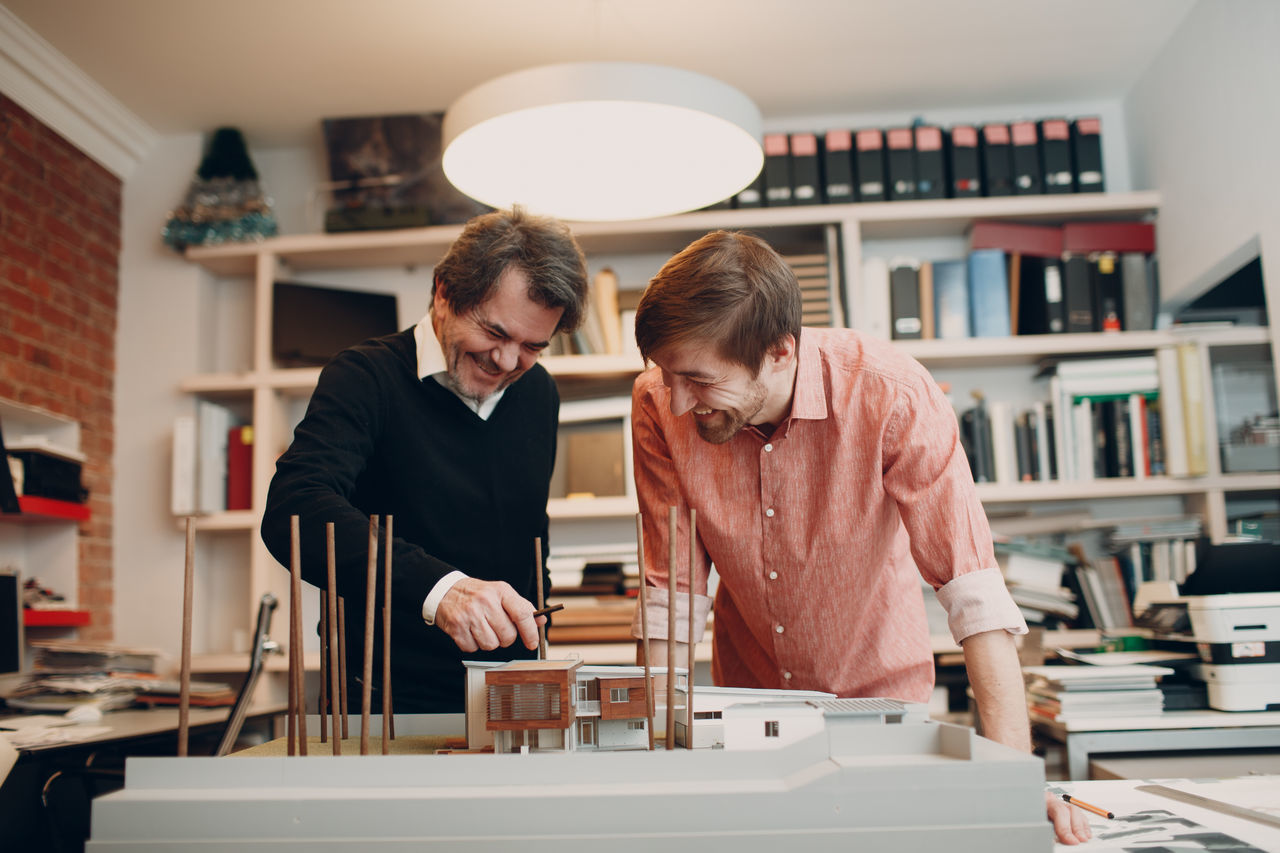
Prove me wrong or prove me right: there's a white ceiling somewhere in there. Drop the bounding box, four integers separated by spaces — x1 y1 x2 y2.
4 0 1198 149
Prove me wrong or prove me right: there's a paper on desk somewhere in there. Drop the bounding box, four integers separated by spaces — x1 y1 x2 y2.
0 734 15 786
1050 777 1280 851
3 724 113 749
0 714 75 730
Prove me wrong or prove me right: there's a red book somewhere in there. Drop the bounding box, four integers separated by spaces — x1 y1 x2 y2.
1061 221 1156 255
969 221 1063 258
226 425 253 511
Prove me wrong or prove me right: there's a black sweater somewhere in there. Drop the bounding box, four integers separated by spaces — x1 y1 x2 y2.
261 328 556 712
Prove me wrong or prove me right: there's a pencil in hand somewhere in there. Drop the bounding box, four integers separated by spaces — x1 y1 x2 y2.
531 603 564 619
1062 793 1114 820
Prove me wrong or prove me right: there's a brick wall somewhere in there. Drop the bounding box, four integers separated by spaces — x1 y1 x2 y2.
1 93 120 642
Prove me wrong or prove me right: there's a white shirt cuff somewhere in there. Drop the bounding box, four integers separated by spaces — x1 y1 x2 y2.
935 566 1028 644
422 570 467 625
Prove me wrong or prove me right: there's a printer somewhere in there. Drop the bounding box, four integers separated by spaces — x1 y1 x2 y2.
1183 592 1280 712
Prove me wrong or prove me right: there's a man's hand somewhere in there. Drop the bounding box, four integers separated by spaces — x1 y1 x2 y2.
434 578 544 653
1047 791 1092 844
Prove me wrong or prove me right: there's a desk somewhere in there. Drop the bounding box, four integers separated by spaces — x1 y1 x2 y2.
3 703 285 755
1052 775 1280 851
1033 710 1280 781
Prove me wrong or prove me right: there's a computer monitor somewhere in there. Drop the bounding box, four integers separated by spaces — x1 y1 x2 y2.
271 281 399 367
0 570 21 676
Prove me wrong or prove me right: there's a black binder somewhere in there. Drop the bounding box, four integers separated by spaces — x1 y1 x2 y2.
889 262 923 339
1016 256 1067 335
1039 118 1074 193
914 125 946 199
980 123 1013 197
762 133 793 206
735 167 764 208
822 129 855 204
1071 117 1105 193
854 129 886 202
1091 252 1123 332
946 125 981 198
885 128 916 201
1010 120 1043 194
790 132 821 206
1063 254 1095 333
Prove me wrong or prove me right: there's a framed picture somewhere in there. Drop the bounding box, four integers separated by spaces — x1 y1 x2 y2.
321 112 490 231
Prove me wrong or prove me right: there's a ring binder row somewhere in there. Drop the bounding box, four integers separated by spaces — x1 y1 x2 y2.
714 117 1105 211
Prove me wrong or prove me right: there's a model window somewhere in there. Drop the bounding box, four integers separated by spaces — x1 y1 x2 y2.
610 687 629 703
627 720 645 730
764 720 779 737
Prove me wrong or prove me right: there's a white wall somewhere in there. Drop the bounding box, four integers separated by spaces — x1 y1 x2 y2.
1124 0 1280 311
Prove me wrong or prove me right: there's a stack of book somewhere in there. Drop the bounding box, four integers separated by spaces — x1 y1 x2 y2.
5 640 162 712
996 541 1077 626
1024 664 1173 723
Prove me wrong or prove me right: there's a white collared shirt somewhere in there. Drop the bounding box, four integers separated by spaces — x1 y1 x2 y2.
412 311 506 623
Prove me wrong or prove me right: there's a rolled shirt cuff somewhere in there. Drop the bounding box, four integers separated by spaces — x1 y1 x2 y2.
422 570 467 625
936 566 1028 644
630 586 714 642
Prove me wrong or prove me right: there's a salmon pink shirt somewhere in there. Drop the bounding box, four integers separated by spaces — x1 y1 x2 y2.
630 327 1026 702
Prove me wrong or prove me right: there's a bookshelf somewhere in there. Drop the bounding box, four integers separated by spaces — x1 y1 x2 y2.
0 399 90 657
177 189 1278 672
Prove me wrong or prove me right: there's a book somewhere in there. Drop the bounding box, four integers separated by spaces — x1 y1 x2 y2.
1062 221 1156 255
932 259 970 339
967 248 1011 337
889 260 923 339
918 261 935 339
225 424 253 511
1062 254 1095 333
980 123 1013 196
170 414 196 516
822 129 855 204
1038 118 1074 193
1120 251 1156 331
1010 120 1042 194
1155 345 1190 476
762 133 792 206
196 400 232 514
856 256 892 339
988 400 1017 484
913 125 946 199
969 221 1062 258
1091 252 1123 332
735 169 764 208
854 129 886 202
593 267 623 355
947 125 981 197
885 127 916 201
1177 341 1209 476
789 132 821 205
1070 116 1105 193
1017 256 1066 335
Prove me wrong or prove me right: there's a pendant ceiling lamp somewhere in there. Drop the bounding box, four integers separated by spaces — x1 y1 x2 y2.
442 62 763 222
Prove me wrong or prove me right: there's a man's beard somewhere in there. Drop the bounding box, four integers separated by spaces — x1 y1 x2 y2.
693 380 767 444
444 348 518 404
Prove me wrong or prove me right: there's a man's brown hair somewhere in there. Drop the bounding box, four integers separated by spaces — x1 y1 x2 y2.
432 207 589 333
635 230 802 372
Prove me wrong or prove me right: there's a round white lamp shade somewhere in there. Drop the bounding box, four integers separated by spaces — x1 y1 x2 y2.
442 62 763 222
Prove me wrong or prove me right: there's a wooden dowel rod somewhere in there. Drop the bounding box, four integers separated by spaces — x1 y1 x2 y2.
636 513 653 751
686 507 696 750
666 506 677 750
382 514 393 751
337 596 349 740
291 514 308 755
361 516 377 755
325 522 341 755
318 590 328 743
534 537 546 660
178 516 194 757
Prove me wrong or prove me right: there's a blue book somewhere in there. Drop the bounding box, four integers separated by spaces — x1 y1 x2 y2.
968 248 1011 337
932 259 970 339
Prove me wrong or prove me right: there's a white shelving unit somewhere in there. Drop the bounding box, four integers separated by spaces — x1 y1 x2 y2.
179 190 1278 668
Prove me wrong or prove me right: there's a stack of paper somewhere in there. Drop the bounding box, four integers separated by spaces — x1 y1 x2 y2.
1024 664 1173 722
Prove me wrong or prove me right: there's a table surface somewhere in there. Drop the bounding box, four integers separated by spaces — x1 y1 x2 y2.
0 702 287 753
